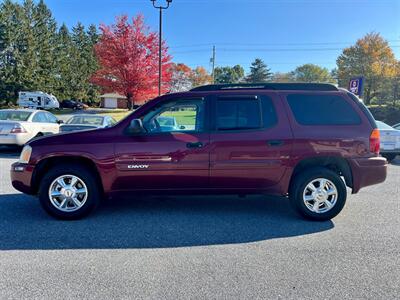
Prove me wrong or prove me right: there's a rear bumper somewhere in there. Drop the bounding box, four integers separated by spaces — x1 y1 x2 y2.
10 162 36 195
0 133 32 146
348 156 387 194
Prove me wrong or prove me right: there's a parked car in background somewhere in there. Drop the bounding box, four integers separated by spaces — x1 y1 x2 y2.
376 120 400 161
0 109 61 146
11 83 387 221
60 114 117 133
392 123 400 130
18 91 60 110
60 99 85 110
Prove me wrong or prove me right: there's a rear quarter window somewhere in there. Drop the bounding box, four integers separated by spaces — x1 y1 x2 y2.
287 94 361 125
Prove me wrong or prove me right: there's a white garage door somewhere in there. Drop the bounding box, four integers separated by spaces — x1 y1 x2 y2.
104 98 117 108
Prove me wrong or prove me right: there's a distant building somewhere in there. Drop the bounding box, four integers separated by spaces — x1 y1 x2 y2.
99 93 128 109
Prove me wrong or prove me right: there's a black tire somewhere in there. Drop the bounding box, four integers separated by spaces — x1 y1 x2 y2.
381 153 397 162
289 167 347 221
38 164 101 220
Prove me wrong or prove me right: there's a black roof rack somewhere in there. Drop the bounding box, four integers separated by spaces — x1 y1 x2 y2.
190 83 338 92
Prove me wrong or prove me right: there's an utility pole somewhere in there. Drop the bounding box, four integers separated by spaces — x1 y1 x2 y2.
211 45 216 84
151 0 172 96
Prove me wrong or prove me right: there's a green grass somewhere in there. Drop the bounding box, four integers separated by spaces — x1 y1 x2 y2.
163 110 196 125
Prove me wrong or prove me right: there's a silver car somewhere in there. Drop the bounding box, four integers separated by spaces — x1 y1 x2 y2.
60 114 117 133
377 120 400 161
0 109 61 146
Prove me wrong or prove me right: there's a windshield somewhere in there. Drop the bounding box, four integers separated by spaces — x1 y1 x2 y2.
0 110 32 121
67 116 104 125
376 121 394 130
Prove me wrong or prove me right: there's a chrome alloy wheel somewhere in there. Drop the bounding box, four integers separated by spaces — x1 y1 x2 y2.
302 178 338 214
48 175 88 212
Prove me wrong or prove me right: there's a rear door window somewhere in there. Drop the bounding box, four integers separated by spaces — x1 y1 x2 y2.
287 94 361 125
216 95 277 131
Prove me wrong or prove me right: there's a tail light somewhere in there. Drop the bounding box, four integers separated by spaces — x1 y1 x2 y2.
369 129 380 155
10 124 27 134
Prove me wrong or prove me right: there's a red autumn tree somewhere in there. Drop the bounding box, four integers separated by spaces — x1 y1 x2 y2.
91 15 172 107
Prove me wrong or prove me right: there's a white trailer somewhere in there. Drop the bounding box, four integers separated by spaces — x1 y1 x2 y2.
18 91 60 110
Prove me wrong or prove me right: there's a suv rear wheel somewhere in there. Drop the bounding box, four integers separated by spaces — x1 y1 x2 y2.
38 164 101 220
289 167 347 221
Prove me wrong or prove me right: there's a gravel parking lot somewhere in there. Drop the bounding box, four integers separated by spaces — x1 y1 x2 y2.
0 147 399 299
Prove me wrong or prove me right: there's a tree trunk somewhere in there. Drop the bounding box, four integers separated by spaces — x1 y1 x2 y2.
127 92 133 110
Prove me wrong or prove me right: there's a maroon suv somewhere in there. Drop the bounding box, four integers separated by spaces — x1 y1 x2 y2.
11 83 387 221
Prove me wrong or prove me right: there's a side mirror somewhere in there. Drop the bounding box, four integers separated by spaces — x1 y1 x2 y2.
57 120 64 124
128 119 145 134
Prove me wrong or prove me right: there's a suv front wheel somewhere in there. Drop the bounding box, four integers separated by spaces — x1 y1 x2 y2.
289 167 347 221
38 164 101 220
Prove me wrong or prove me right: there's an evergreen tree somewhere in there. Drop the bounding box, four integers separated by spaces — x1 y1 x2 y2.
0 1 100 104
70 22 94 101
0 0 25 101
214 65 244 84
85 24 100 104
54 23 73 100
246 58 272 83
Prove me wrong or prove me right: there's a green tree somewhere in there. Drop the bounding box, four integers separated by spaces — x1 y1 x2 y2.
290 64 335 83
32 0 57 91
336 32 397 105
54 23 73 100
0 0 30 101
214 65 244 84
0 1 100 105
69 22 99 101
272 72 293 83
246 58 272 83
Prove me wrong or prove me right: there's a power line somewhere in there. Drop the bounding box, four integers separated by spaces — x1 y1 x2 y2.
171 45 400 55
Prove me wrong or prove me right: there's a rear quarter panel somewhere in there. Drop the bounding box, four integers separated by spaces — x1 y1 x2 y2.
279 91 375 192
280 91 373 160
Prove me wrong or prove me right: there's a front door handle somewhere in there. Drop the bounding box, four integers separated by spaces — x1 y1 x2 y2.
267 140 284 147
186 142 203 149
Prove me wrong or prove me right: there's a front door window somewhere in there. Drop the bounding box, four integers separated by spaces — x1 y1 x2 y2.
142 99 205 133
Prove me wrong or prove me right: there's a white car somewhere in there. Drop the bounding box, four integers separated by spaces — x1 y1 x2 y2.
0 109 61 146
376 120 400 161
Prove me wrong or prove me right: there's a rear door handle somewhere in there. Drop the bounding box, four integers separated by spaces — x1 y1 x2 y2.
267 140 284 147
186 142 203 149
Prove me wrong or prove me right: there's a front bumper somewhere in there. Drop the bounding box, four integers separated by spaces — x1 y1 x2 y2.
348 156 387 194
10 162 36 195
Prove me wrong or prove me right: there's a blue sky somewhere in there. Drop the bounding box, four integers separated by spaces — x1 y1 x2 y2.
44 0 399 73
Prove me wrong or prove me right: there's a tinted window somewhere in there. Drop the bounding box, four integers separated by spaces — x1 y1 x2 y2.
216 97 261 130
287 94 361 125
261 96 278 128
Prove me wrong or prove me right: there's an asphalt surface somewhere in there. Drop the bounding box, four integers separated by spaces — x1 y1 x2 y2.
0 147 399 299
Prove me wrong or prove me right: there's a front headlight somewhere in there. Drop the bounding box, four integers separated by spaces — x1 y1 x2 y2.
19 145 32 164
